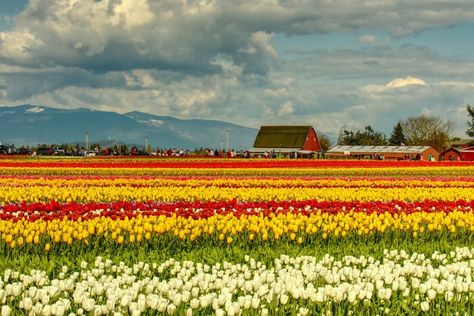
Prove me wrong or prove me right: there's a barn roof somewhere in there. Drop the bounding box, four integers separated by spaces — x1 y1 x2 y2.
253 126 313 149
327 145 435 154
441 146 474 154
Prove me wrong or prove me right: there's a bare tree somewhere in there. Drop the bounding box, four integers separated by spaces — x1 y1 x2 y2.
318 132 333 151
401 114 454 152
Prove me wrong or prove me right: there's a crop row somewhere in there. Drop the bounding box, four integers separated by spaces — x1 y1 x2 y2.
1 206 473 249
1 158 473 169
1 248 474 315
1 200 474 221
2 177 474 189
1 186 473 204
2 167 474 177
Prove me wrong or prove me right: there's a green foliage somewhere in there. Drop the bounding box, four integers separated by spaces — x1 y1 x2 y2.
120 144 129 154
338 126 388 146
467 105 474 137
388 122 406 146
1 233 472 273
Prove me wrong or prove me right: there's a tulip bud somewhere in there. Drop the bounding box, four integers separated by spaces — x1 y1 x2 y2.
0 305 11 316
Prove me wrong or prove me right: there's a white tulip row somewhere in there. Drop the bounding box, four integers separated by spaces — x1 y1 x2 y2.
1 247 474 315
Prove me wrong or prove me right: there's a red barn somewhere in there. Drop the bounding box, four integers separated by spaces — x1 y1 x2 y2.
252 126 321 156
440 146 474 161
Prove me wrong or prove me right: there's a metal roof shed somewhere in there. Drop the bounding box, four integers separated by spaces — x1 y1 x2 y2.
326 145 439 160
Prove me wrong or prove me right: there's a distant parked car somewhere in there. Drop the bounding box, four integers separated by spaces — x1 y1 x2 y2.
53 147 66 155
82 151 96 157
17 148 32 155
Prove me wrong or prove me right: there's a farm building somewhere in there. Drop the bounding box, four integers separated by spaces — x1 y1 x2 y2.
440 146 474 161
251 126 321 157
326 145 439 161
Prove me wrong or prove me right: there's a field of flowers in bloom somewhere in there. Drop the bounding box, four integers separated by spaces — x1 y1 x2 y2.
0 157 474 315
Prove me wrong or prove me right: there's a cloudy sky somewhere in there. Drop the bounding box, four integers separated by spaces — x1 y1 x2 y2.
1 0 474 138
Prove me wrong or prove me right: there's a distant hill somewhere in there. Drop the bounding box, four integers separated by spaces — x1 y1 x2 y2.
0 105 258 149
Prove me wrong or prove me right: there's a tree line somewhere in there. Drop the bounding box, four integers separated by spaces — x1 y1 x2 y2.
336 106 474 152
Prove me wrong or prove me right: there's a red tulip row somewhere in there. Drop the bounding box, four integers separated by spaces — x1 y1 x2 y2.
0 159 472 169
3 175 474 181
2 199 473 222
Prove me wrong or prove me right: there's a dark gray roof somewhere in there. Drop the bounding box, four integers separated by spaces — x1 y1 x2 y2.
253 126 313 149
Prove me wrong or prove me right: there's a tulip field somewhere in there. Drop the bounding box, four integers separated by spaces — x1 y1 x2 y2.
1 157 474 315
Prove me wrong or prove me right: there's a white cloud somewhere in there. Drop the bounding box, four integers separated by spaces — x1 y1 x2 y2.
359 34 376 44
0 0 473 140
0 31 43 60
2 0 474 71
278 101 294 116
386 76 426 89
263 88 289 97
363 76 426 94
112 0 154 28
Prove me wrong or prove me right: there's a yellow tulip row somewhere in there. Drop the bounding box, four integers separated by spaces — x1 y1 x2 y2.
2 177 473 188
0 185 472 204
1 166 474 176
1 210 473 249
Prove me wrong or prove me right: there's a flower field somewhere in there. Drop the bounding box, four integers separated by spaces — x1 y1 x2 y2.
1 157 474 315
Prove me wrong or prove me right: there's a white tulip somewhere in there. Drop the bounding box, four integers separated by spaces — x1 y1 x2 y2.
347 289 357 304
33 303 43 314
426 289 436 301
166 303 176 315
190 298 200 309
42 304 52 316
251 297 260 309
82 298 95 312
157 300 167 313
243 297 251 309
185 307 193 316
120 294 131 308
420 301 429 312
0 306 11 316
181 290 190 303
22 296 33 311
226 305 235 316
280 293 289 305
445 291 454 302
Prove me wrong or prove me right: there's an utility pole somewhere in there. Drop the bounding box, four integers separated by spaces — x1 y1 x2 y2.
225 129 230 152
85 131 89 151
145 136 148 152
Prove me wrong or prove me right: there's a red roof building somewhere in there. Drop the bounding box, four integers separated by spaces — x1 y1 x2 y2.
440 146 474 161
253 126 321 153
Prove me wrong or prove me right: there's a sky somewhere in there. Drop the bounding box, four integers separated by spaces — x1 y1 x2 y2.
1 0 474 139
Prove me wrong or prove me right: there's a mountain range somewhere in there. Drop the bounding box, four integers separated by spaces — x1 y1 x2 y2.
0 105 258 149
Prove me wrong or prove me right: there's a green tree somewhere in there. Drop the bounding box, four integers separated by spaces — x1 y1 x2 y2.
90 143 101 151
120 144 128 155
338 126 387 146
467 105 474 137
389 122 407 145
